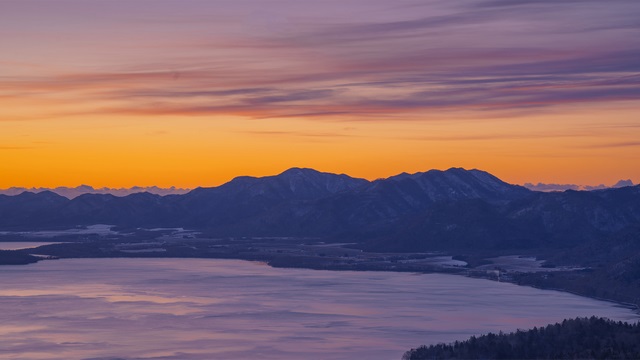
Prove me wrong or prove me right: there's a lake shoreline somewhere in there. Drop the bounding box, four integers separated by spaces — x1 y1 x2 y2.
3 244 638 318
266 258 640 316
3 257 636 360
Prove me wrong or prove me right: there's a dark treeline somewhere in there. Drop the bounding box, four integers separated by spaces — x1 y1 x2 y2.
403 317 640 360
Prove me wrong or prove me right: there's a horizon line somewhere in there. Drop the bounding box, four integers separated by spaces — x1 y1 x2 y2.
0 166 635 192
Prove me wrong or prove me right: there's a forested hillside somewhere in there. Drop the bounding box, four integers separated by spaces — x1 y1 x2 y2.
403 317 640 360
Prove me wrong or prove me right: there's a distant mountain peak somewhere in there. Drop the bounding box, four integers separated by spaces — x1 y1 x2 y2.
392 167 489 179
278 167 323 178
383 167 529 204
613 179 634 188
444 166 468 172
207 167 370 202
524 179 636 192
280 167 317 174
274 167 369 197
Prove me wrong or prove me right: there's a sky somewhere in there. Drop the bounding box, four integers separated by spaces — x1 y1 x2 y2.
1 0 639 188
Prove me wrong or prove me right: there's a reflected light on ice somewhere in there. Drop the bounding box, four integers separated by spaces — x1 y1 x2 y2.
0 258 637 360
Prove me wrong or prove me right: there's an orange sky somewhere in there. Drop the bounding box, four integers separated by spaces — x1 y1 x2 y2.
1 1 639 188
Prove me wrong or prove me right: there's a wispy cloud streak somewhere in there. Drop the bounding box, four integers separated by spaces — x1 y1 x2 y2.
0 0 638 121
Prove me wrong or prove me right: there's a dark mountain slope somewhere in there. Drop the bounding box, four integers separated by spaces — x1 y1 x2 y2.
299 168 532 233
55 192 172 227
195 168 531 237
0 191 69 229
389 168 530 203
361 185 640 252
174 168 369 231
361 198 547 252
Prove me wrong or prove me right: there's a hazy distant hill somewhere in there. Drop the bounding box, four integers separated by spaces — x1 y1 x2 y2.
523 179 634 192
0 185 190 199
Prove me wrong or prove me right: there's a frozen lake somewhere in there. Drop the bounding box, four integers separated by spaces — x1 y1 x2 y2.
0 258 636 360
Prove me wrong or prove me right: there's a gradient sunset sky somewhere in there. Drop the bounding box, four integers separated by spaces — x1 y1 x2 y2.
1 0 639 188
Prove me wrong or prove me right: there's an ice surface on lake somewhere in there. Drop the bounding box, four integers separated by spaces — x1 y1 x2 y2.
0 258 636 360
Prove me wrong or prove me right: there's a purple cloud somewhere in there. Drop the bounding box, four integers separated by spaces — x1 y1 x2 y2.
0 0 638 121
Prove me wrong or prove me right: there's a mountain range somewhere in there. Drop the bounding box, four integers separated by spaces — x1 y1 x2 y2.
1 175 633 199
1 167 639 254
